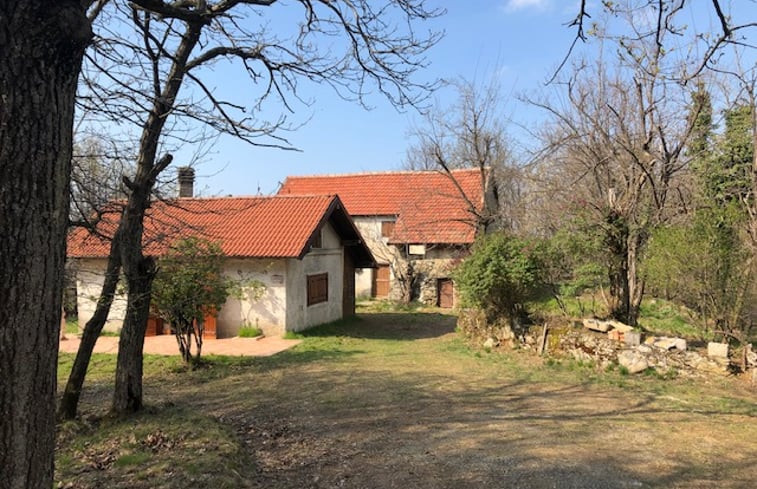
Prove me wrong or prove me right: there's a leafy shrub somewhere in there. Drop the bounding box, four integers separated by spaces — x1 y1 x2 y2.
454 233 544 323
238 326 262 338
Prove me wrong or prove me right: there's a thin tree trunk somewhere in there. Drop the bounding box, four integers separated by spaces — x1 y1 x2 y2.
0 3 90 488
627 237 644 327
113 255 156 413
111 20 202 414
59 242 121 419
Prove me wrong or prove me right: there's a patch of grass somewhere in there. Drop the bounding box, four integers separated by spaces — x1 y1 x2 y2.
238 326 262 338
529 291 608 319
114 451 151 467
55 406 254 488
638 299 706 340
65 319 79 335
357 299 439 314
58 353 185 383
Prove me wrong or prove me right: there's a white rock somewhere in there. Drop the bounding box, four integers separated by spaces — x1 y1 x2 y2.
608 320 634 333
583 318 610 332
624 331 642 347
483 337 496 349
637 344 652 354
708 342 729 359
618 350 649 374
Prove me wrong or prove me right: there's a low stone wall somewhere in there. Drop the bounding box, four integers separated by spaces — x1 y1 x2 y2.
458 309 754 381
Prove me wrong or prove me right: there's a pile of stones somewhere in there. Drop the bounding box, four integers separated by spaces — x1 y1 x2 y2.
458 309 755 382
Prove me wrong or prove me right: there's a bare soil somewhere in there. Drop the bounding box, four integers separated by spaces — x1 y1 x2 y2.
57 310 756 489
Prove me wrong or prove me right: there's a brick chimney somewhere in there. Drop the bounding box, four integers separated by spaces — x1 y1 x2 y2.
177 167 195 198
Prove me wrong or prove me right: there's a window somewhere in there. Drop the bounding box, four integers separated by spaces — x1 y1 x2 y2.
381 220 395 238
311 229 322 249
307 273 328 306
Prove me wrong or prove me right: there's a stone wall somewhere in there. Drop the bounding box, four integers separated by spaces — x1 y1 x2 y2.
458 309 754 380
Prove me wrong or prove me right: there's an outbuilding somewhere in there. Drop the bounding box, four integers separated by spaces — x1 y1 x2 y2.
67 194 375 337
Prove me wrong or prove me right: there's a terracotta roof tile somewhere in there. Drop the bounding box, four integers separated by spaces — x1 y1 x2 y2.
278 169 483 244
68 195 338 258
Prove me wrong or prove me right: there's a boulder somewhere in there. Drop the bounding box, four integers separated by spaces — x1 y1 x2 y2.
707 342 729 359
608 320 634 333
618 350 649 374
646 336 687 351
583 318 610 333
624 331 642 347
483 337 497 349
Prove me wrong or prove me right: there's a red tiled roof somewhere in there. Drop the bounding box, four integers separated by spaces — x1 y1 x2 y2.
278 169 484 244
68 195 340 258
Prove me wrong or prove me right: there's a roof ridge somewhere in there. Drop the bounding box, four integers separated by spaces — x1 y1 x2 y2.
283 168 482 179
169 194 336 201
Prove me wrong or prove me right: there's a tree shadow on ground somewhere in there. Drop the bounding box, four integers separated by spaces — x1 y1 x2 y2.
170 364 757 489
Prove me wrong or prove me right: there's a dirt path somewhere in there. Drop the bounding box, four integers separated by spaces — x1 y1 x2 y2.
164 312 757 489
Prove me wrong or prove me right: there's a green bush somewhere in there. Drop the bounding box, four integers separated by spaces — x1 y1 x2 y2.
238 326 263 338
454 233 543 323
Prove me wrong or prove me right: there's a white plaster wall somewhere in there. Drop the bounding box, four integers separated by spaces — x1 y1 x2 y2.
353 216 396 296
355 267 372 298
76 257 288 337
75 258 127 333
285 222 344 331
217 259 287 338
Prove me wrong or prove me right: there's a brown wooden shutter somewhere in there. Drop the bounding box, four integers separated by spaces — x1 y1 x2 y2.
307 273 328 305
381 221 395 238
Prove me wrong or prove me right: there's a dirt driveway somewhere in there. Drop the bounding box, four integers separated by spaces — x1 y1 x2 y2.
170 312 756 489
58 311 756 489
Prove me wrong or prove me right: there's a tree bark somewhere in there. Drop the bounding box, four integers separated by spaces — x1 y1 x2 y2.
0 2 90 488
113 254 156 412
59 241 121 419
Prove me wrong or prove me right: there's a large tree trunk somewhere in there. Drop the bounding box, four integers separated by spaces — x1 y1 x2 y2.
0 3 90 488
59 242 121 419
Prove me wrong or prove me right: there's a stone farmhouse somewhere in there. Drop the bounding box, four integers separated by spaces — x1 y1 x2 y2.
67 192 375 337
278 169 486 307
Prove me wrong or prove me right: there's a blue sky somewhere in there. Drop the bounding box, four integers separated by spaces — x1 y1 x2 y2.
180 0 752 197
176 0 577 196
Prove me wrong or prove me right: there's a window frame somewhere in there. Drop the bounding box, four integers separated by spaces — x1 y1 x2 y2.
306 273 328 306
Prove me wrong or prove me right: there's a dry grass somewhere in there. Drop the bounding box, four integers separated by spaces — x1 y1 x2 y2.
56 307 756 488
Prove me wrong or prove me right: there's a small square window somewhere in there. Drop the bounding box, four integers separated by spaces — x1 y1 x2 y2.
307 273 328 306
381 221 395 238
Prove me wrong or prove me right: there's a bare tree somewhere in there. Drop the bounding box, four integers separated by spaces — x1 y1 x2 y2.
559 0 757 83
0 2 92 488
406 79 521 233
531 55 703 325
61 0 443 417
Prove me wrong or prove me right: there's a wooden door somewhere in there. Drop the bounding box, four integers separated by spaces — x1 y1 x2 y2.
437 278 454 308
372 265 390 298
202 310 217 339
